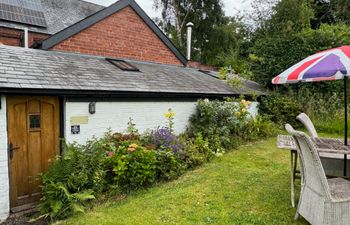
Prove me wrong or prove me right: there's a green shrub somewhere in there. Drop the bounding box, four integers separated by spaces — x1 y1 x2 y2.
188 99 242 149
240 115 278 140
259 93 303 127
107 142 158 189
189 99 274 150
182 133 216 168
156 149 185 181
292 87 346 134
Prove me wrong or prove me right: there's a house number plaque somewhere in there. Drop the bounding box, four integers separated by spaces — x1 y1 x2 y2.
71 125 80 134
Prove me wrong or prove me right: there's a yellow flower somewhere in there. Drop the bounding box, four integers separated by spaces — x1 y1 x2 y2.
235 112 241 117
165 112 172 118
242 108 247 113
241 99 246 104
165 109 176 118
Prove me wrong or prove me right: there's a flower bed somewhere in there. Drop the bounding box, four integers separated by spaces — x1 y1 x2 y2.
38 99 276 221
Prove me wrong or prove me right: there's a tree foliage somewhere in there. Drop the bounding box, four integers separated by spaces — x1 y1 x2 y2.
268 0 314 34
312 0 350 28
154 0 241 65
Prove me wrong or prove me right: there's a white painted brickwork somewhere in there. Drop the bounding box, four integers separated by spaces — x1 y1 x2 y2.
0 96 9 223
65 101 197 144
65 100 259 145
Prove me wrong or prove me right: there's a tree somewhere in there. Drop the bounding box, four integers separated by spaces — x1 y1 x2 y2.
154 0 193 49
268 0 314 34
243 0 279 35
154 0 228 64
311 0 350 28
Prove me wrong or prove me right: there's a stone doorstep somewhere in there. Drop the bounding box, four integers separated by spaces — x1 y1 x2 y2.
0 203 42 225
10 203 37 216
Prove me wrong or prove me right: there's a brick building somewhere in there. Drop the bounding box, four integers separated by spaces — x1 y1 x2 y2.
0 0 264 221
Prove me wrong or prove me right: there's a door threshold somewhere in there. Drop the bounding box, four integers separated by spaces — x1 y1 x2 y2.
10 202 37 215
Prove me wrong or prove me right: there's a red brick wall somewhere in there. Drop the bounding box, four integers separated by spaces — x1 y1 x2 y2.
0 27 48 47
51 7 183 65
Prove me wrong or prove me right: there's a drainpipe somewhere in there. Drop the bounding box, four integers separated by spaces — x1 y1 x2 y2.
24 28 28 48
186 22 194 60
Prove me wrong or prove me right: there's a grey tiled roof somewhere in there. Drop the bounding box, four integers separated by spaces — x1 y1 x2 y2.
0 0 104 35
0 45 265 96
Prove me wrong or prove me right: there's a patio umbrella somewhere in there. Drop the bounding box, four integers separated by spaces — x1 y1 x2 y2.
272 46 350 176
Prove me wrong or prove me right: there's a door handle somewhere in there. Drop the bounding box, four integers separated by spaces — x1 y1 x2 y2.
9 143 20 160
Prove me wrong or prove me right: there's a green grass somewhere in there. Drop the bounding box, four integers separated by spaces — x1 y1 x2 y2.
58 137 308 225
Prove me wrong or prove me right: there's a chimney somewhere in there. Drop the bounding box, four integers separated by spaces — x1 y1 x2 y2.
24 28 29 48
186 22 194 60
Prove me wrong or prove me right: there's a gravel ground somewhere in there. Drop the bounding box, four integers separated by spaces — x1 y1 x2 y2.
1 212 48 225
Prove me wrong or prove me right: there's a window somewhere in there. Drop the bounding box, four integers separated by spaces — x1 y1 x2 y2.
29 114 41 129
106 58 140 72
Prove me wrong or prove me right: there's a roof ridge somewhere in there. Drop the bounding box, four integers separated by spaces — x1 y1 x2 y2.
73 0 107 8
39 0 188 65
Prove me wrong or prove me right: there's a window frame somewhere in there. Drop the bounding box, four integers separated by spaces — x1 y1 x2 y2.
28 113 41 131
106 58 140 72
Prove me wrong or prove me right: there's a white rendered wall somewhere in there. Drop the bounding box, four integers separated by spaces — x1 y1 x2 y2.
65 101 198 144
246 102 259 117
0 96 9 222
65 100 259 145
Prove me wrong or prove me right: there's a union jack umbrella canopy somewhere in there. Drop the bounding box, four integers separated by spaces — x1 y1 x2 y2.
272 46 350 84
272 46 350 176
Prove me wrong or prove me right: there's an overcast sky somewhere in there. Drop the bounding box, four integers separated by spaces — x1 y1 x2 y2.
84 0 253 18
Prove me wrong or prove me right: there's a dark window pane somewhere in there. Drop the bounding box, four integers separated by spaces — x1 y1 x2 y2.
106 58 140 72
29 114 40 129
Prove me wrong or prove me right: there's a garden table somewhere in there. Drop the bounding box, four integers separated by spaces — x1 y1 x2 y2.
277 135 350 208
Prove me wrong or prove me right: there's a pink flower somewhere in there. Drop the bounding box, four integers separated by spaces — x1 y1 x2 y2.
107 151 115 157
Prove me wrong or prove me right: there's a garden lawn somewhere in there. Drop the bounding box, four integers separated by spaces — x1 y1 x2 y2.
59 137 308 225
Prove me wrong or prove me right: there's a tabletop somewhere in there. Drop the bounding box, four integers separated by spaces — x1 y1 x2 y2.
277 135 350 154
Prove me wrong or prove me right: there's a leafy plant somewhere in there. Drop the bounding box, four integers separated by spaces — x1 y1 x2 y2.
189 99 276 151
38 182 95 220
109 142 158 189
219 67 244 89
259 93 303 127
38 140 109 220
188 99 245 149
126 117 139 135
156 149 185 181
182 133 216 168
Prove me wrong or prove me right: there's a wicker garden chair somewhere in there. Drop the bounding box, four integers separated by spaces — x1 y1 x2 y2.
296 113 349 176
296 113 318 138
285 124 350 225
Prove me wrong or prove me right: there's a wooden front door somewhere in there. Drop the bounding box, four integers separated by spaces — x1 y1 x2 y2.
7 96 60 209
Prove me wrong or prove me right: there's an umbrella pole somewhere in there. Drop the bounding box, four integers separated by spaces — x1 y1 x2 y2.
344 77 348 176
